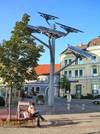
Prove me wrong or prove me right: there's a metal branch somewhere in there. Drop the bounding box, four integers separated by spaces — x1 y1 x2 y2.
31 34 50 49
65 32 70 36
55 57 78 74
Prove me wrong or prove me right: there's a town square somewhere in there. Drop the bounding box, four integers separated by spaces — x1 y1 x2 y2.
0 0 100 134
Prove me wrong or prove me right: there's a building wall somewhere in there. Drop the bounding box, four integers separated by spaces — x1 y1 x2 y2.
60 45 100 97
24 74 59 97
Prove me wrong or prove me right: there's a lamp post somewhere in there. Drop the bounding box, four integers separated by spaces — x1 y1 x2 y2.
28 12 83 106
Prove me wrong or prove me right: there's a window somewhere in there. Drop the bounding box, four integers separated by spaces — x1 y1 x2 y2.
64 71 67 77
31 87 36 96
24 87 28 96
75 60 78 65
69 70 72 77
92 68 97 76
32 87 34 91
75 70 78 77
25 87 28 91
79 69 83 77
36 87 40 94
64 59 67 66
75 58 84 65
78 58 84 64
92 56 96 63
69 59 72 64
92 84 99 96
64 59 72 66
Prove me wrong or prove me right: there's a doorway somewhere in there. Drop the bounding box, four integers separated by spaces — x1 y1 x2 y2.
76 84 82 98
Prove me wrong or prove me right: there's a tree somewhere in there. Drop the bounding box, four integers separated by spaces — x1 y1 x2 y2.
0 13 44 120
59 75 70 96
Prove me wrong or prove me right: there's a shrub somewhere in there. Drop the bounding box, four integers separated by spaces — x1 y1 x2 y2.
63 94 67 98
0 96 5 107
36 94 45 105
81 95 87 99
94 95 100 99
87 93 94 99
71 95 76 99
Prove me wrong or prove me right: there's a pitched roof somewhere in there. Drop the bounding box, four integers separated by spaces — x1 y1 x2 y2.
60 44 87 55
35 64 60 75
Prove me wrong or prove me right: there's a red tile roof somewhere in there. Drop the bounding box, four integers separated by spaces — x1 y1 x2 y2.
35 64 60 75
87 37 100 47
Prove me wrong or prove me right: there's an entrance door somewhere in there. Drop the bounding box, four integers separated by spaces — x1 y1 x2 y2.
76 84 82 98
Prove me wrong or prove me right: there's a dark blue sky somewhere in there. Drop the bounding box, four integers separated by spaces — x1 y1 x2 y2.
0 0 100 64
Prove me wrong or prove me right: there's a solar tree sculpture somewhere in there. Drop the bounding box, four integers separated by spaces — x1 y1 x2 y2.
27 12 85 106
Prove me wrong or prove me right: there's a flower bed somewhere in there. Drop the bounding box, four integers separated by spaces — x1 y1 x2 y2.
0 117 36 127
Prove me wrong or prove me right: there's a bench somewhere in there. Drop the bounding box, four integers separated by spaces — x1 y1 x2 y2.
0 101 43 127
17 101 40 127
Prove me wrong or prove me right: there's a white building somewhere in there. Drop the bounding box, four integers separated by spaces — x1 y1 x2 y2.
60 37 100 98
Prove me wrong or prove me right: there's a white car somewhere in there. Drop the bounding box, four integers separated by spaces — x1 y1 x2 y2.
92 98 100 105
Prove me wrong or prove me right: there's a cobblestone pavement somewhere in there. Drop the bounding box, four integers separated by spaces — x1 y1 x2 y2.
0 112 100 134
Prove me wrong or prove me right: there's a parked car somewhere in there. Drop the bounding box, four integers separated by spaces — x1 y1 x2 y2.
92 98 100 105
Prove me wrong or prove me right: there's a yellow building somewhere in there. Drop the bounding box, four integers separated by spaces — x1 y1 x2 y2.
60 37 100 98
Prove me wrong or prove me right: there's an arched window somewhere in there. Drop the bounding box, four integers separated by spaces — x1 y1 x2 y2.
36 87 40 94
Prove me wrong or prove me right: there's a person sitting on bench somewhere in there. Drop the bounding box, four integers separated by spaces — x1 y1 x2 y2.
27 102 46 127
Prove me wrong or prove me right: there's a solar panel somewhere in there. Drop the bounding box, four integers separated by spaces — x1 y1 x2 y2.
37 26 66 38
27 25 40 33
27 25 66 38
56 22 84 33
67 44 93 59
38 12 59 21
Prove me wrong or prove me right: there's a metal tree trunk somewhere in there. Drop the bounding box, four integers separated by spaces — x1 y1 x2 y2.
48 38 55 106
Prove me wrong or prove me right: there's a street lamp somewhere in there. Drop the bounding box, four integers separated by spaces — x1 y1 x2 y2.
27 12 83 106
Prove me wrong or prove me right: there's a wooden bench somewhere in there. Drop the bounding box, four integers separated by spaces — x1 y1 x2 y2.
17 101 40 127
0 101 43 127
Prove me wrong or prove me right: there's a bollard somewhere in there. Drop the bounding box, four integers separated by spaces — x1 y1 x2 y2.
82 104 85 111
67 103 70 111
